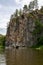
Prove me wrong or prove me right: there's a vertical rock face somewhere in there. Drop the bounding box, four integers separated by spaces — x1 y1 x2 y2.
6 10 43 47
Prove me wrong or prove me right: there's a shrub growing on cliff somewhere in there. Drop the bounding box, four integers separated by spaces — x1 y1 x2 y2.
33 20 43 35
33 20 43 46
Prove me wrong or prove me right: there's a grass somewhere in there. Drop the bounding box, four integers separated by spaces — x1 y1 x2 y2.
32 45 43 50
36 45 43 50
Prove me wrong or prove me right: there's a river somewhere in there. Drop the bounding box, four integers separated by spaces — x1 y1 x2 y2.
0 48 43 65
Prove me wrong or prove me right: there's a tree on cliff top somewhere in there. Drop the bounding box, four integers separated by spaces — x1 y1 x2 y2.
19 9 23 16
34 0 38 9
15 9 19 17
40 6 43 12
23 5 28 12
29 1 34 11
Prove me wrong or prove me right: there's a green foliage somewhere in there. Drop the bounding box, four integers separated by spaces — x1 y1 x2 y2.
29 1 34 10
38 36 43 45
19 9 22 16
33 20 43 46
23 5 27 10
33 20 43 35
40 6 43 12
23 5 28 11
0 35 6 48
15 9 18 17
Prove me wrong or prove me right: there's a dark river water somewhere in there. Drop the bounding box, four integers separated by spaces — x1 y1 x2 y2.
0 48 43 65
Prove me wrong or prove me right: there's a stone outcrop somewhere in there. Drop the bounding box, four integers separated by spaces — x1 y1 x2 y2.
6 9 43 47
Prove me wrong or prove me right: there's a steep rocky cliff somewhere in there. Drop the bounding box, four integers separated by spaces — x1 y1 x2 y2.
6 8 43 47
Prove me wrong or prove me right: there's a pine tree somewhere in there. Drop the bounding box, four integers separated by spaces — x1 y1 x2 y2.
15 9 18 17
19 9 23 16
34 0 38 9
23 5 28 12
29 1 34 11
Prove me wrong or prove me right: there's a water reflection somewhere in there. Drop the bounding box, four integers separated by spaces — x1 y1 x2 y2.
5 48 43 65
0 48 43 65
0 50 6 65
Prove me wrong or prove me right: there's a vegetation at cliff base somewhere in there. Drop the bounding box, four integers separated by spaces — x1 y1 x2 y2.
32 20 43 49
0 34 6 49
